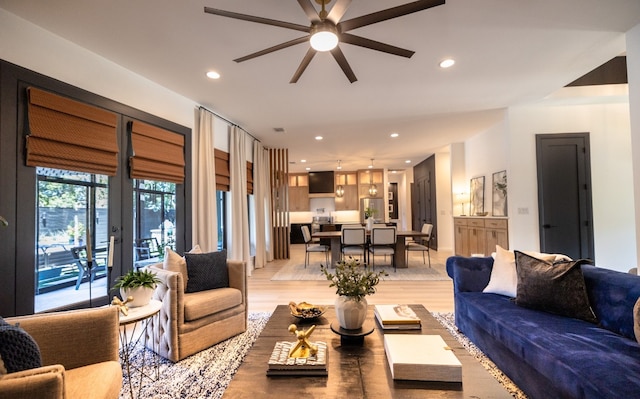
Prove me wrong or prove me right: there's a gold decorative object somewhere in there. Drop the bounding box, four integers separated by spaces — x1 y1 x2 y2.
287 324 318 358
111 295 134 316
288 301 326 319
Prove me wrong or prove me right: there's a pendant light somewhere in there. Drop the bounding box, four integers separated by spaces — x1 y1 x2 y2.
368 159 378 196
336 160 344 198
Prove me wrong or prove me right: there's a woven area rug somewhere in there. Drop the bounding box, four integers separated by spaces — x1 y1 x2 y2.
270 261 450 281
120 312 526 398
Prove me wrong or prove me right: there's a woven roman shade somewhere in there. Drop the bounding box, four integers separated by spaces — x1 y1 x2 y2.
26 87 119 175
215 149 230 191
129 120 185 183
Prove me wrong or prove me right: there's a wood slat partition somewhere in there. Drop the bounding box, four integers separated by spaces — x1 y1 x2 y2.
269 148 289 259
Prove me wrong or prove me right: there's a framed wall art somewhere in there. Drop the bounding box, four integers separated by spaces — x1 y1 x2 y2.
469 176 485 215
492 170 508 216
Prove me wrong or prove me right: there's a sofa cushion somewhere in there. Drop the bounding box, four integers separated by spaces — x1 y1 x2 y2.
163 245 204 284
184 250 229 293
65 361 122 399
183 287 243 322
634 298 640 343
0 318 42 374
483 245 570 298
514 251 597 323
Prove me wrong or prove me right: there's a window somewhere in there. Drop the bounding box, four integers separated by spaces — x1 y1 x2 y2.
35 167 109 312
216 190 226 251
133 179 176 266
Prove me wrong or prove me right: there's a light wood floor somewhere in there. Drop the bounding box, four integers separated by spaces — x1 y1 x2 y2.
247 244 455 314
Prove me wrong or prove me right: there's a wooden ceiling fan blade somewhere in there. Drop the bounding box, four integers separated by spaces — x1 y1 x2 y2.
204 7 310 33
340 33 414 58
234 36 310 63
338 0 445 32
290 48 317 83
330 46 357 83
326 0 352 23
297 0 321 23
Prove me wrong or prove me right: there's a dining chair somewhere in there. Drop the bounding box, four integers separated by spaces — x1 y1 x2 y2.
368 226 397 271
341 227 367 263
301 225 329 268
406 223 433 267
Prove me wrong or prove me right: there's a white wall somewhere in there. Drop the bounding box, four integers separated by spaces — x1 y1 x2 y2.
435 148 453 252
627 24 640 269
0 9 197 128
506 102 635 271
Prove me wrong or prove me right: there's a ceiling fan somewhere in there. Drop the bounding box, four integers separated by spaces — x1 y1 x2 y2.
204 0 445 83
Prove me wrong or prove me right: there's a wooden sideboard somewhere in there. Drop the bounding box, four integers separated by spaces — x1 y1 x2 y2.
454 217 509 257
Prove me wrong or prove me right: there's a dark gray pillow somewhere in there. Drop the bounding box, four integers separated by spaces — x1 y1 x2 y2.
0 319 42 374
184 250 229 293
514 251 597 323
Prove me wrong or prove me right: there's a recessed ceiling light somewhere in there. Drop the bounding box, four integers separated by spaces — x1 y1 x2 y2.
439 59 455 68
391 170 397 174
206 70 221 79
390 132 399 138
405 160 411 164
315 136 323 141
305 167 311 171
300 159 307 163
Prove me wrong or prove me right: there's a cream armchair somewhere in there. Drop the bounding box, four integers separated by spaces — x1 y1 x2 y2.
0 306 122 399
146 260 247 362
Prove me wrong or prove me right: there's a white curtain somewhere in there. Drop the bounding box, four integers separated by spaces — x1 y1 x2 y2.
253 140 273 268
193 108 218 252
228 126 251 273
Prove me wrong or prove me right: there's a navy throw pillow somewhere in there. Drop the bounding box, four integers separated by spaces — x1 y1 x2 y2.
514 251 597 323
0 318 42 374
184 250 229 293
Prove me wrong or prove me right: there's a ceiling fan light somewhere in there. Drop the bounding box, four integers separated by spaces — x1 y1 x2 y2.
310 23 338 52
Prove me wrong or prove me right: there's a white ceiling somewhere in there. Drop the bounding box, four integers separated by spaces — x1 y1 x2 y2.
1 0 639 172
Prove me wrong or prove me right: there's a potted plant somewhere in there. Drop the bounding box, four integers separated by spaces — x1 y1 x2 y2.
321 257 386 329
113 268 161 307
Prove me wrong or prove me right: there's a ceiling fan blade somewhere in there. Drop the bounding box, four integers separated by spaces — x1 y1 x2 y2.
340 33 414 58
297 0 321 23
338 0 445 32
204 7 310 33
290 48 317 83
234 36 311 63
326 0 352 23
330 46 357 83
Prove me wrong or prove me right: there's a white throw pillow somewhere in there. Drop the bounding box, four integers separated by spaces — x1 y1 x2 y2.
483 245 568 297
162 245 204 284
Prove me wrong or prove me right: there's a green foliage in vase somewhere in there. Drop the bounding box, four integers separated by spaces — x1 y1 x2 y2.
321 257 387 302
113 269 161 290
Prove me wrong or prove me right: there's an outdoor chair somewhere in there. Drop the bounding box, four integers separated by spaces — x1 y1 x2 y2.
70 246 107 290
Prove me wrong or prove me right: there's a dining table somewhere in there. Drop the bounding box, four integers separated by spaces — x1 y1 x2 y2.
312 229 430 268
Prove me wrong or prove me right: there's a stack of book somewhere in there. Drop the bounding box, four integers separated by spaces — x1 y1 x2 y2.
383 334 462 382
267 341 328 376
374 304 422 330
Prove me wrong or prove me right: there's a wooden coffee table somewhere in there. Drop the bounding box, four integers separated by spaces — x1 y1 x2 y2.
223 304 513 398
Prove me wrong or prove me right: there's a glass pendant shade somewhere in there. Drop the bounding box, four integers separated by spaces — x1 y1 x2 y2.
368 184 377 196
336 185 345 198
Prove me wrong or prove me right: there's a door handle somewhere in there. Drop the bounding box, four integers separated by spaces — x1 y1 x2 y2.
542 224 557 229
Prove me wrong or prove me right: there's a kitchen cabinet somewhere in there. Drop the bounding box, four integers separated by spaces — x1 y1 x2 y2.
358 169 383 198
454 217 509 257
289 173 309 212
335 171 358 210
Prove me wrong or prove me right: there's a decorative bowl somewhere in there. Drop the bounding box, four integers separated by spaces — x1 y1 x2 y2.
289 301 327 320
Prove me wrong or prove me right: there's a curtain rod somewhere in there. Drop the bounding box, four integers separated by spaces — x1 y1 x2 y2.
198 106 260 143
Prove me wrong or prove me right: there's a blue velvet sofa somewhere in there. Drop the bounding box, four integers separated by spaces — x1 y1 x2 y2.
446 255 640 399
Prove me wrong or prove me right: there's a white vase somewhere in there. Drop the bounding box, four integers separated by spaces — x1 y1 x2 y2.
335 296 367 330
120 286 154 307
366 218 374 231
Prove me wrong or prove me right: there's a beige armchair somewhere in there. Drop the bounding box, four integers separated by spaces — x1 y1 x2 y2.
0 306 122 399
146 259 247 362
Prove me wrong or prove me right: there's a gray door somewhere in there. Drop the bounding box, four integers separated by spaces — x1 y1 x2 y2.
536 133 594 260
